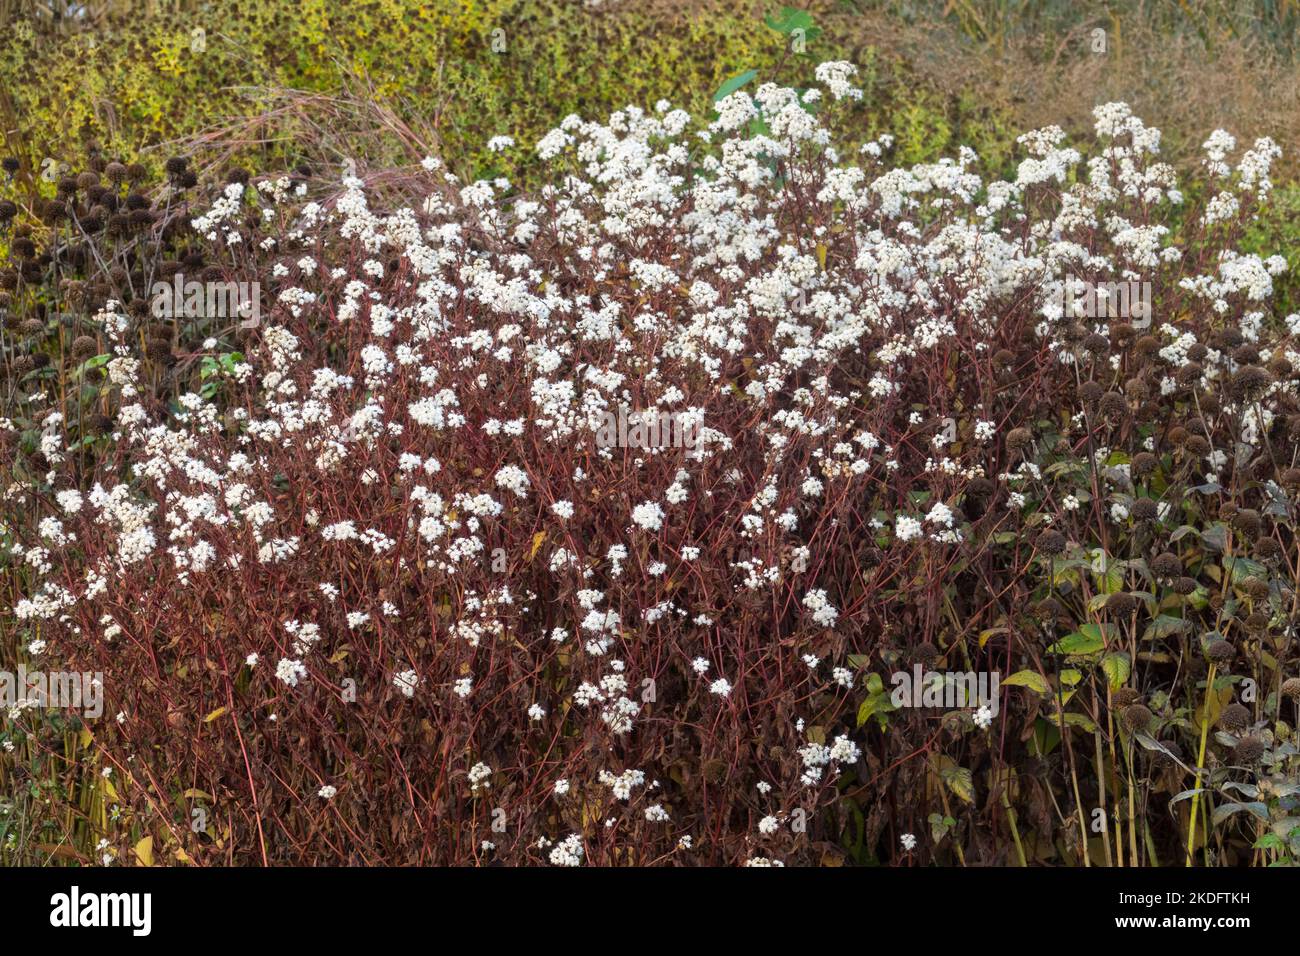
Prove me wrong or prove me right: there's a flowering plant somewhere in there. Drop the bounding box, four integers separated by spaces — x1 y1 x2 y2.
3 61 1298 866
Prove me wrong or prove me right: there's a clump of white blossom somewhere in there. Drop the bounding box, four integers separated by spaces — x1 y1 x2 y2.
5 61 1289 865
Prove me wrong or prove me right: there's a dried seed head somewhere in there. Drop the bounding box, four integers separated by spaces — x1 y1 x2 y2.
1111 687 1141 707
1035 529 1067 555
1151 552 1182 579
1240 575 1269 600
1218 702 1251 733
1244 611 1270 634
1254 538 1282 562
1205 639 1236 663
1233 736 1264 764
1231 509 1261 537
1099 392 1128 419
1122 703 1153 731
1105 592 1138 615
1077 380 1103 407
70 335 99 361
1132 451 1158 477
913 642 940 664
1006 427 1033 452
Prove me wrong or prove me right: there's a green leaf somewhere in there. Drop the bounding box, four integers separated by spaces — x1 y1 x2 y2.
1142 615 1189 641
713 69 758 102
764 6 818 36
1049 624 1108 657
1003 670 1049 694
1061 712 1097 732
928 812 952 844
1101 652 1131 691
939 763 975 804
1224 556 1268 586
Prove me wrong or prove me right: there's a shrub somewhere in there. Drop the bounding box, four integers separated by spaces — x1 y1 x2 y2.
3 61 1299 866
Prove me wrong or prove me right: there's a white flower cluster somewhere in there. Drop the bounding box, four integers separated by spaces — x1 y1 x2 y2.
9 62 1289 864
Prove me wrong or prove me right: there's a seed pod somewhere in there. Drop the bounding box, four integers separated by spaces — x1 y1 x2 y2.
1233 736 1264 764
70 335 99 361
1035 529 1066 555
1131 498 1157 521
1077 380 1103 407
1105 592 1138 615
1111 687 1141 707
1255 538 1282 562
1240 575 1269 600
1122 703 1153 731
913 642 939 664
1099 392 1128 420
1151 552 1182 578
1218 703 1250 732
1205 639 1235 663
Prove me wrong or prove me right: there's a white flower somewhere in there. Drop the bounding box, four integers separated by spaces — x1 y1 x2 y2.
548 833 584 866
631 501 665 532
926 502 954 528
709 678 732 697
318 784 337 799
901 833 917 851
275 658 307 687
829 734 860 764
393 669 420 698
896 515 922 541
494 464 531 498
802 589 839 627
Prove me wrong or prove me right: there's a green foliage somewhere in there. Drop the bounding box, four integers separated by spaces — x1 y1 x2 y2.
0 0 1026 188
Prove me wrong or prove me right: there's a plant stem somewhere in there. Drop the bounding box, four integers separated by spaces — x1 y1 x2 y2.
1186 662 1217 867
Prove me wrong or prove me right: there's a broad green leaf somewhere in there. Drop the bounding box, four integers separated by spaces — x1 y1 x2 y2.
714 69 758 102
1003 670 1049 694
939 763 975 804
1049 624 1107 656
1101 652 1131 691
